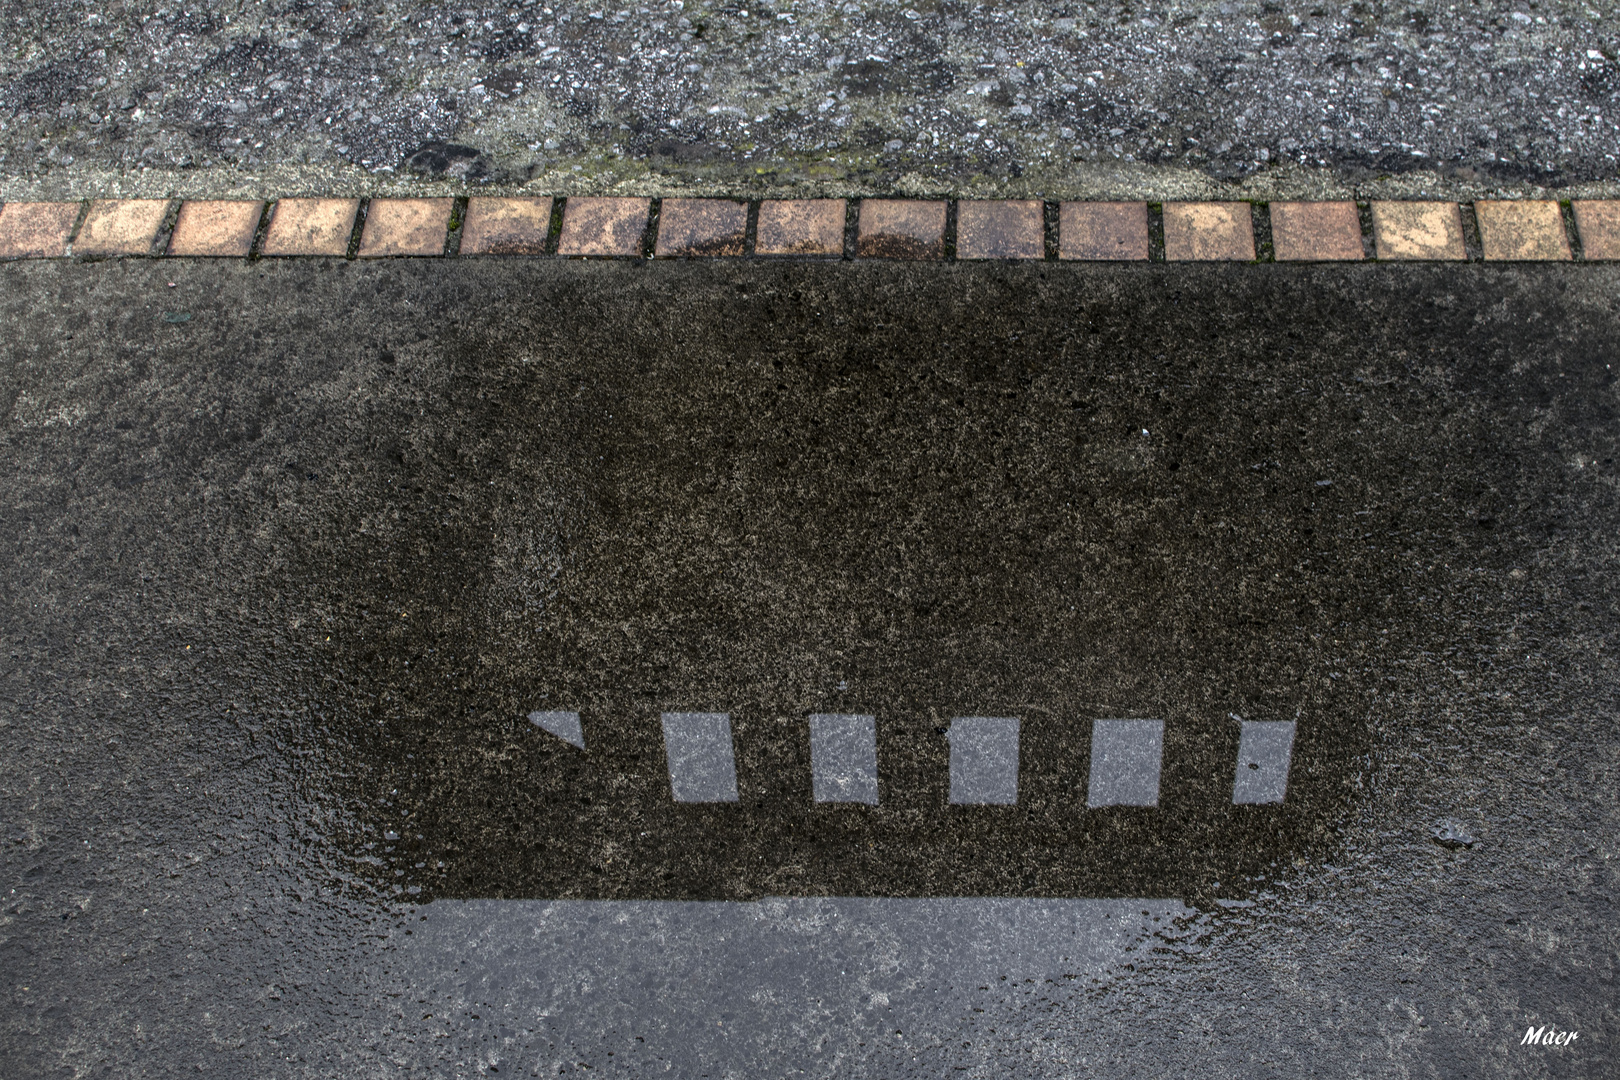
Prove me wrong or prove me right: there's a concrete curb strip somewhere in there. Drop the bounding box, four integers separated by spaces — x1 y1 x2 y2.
1 197 1617 263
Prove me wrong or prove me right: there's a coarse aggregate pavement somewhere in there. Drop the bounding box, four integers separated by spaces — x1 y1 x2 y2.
2 0 1620 203
0 252 1615 1076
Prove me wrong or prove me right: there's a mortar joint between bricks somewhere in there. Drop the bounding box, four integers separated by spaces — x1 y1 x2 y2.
63 199 91 255
642 198 661 260
942 199 959 262
1356 201 1376 261
152 199 182 258
1559 200 1585 262
1042 200 1060 262
545 197 566 257
248 199 275 260
1250 201 1274 263
1147 202 1166 262
743 199 761 258
445 197 468 257
842 199 859 261
346 199 369 260
1458 202 1484 262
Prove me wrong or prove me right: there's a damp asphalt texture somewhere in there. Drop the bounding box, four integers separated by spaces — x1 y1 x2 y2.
0 256 1615 1075
3 0 1620 202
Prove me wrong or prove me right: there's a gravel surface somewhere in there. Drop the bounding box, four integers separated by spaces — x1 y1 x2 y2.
1 0 1616 200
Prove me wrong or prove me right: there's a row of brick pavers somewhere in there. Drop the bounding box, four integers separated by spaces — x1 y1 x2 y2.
1 196 1617 261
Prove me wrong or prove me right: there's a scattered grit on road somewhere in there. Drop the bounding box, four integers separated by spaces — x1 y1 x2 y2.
2 0 1619 203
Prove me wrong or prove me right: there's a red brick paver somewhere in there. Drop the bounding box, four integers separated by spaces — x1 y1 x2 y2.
358 198 453 257
655 199 748 257
1572 201 1620 261
1371 202 1465 261
1163 202 1254 261
956 200 1043 260
1058 202 1149 261
1271 201 1365 262
75 199 170 256
460 197 554 255
1475 200 1570 261
263 198 361 256
857 199 947 259
756 199 845 256
558 197 649 256
0 201 80 258
30 192 1620 269
168 200 263 257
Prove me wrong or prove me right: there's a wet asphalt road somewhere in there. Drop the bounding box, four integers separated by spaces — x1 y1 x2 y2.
1 257 1616 1076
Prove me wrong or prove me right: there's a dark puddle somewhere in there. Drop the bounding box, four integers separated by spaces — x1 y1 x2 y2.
271 261 1616 903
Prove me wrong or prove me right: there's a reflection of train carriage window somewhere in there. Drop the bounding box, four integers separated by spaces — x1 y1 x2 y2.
661 713 740 803
808 714 879 804
325 273 1434 904
531 708 1296 810
1232 720 1296 805
946 717 1021 805
528 710 584 749
1086 719 1165 808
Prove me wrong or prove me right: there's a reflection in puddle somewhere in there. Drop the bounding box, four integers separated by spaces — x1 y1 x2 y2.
394 897 1187 1073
